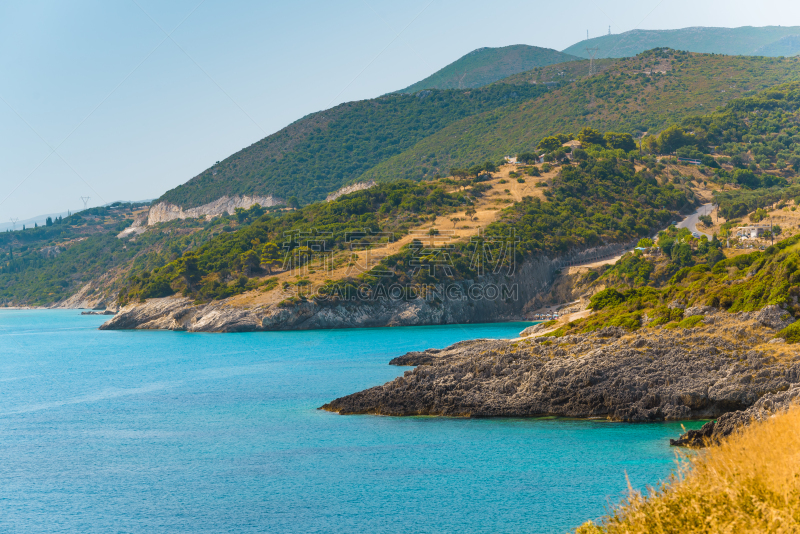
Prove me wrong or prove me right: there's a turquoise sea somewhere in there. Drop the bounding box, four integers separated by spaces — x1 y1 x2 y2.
0 311 702 533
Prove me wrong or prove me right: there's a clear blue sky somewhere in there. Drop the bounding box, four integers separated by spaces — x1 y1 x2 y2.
2 0 800 222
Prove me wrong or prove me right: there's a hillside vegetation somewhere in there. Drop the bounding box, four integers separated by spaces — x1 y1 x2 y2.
563 26 800 59
156 84 546 208
360 50 800 183
576 405 800 533
121 181 473 304
0 204 266 306
399 45 579 93
156 50 800 211
120 144 691 305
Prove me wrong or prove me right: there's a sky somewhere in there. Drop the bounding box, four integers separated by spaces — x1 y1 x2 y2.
2 0 800 223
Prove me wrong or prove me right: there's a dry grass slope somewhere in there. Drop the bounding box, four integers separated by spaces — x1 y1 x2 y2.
576 405 800 533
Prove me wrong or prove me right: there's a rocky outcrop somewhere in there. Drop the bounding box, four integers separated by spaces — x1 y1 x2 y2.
54 282 110 310
146 195 283 225
320 312 800 421
117 212 149 238
670 383 800 446
326 181 376 202
40 245 63 258
99 297 263 332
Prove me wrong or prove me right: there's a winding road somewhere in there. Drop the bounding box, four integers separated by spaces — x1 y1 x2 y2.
677 203 713 235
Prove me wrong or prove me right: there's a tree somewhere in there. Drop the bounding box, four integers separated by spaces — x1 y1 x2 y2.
536 136 562 152
577 127 604 146
773 225 782 236
287 196 300 209
734 169 759 189
465 208 477 221
641 135 659 154
450 217 462 228
698 215 713 227
176 254 200 288
750 208 768 223
671 242 693 266
261 242 282 274
656 126 695 154
603 132 635 151
45 217 52 227
450 168 469 180
637 238 655 248
239 250 260 276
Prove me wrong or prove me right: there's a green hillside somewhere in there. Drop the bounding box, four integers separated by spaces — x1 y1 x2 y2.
563 26 800 59
119 152 691 305
359 50 800 183
156 84 547 209
399 45 580 93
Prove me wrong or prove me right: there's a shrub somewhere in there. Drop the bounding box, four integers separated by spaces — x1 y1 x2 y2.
778 322 800 343
589 288 625 310
676 315 704 329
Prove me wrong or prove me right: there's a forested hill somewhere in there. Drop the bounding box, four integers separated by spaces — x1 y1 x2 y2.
563 26 800 59
398 45 579 93
359 50 800 183
154 50 800 212
156 83 547 209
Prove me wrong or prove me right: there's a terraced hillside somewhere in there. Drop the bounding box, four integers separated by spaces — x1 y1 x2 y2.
563 26 800 59
399 45 579 93
360 50 800 183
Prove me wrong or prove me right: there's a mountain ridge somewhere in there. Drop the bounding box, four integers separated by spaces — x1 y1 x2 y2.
398 44 580 93
563 26 800 59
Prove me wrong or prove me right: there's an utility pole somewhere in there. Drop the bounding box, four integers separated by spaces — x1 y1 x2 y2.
9 218 18 231
81 196 90 210
585 47 600 76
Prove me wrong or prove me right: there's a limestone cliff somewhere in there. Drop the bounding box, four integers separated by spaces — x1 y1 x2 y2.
326 181 376 202
147 195 283 225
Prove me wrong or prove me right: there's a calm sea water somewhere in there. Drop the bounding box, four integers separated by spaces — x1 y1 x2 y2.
0 311 701 533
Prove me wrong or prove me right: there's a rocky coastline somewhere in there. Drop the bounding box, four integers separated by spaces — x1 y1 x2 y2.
320 307 800 430
100 242 633 332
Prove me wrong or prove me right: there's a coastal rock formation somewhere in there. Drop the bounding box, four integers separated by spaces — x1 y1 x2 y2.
670 383 800 446
99 297 263 332
101 241 637 332
326 181 376 202
321 311 800 421
146 195 283 226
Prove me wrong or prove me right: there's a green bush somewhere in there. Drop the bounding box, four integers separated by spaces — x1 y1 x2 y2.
778 322 800 344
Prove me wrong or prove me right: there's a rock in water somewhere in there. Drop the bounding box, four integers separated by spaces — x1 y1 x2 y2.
670 383 800 447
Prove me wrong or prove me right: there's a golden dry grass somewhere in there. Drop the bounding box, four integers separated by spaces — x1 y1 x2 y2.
576 405 800 533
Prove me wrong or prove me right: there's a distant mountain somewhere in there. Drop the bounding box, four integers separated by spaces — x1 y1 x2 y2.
563 26 800 59
157 84 547 208
753 35 800 57
0 200 152 232
399 45 580 93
